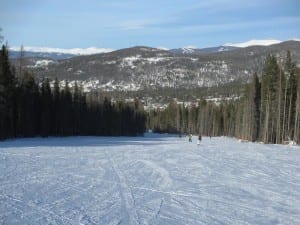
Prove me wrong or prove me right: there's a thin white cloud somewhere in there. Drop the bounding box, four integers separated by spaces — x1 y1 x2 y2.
147 16 300 33
183 45 197 49
9 46 114 55
187 0 262 12
119 20 146 30
114 16 178 30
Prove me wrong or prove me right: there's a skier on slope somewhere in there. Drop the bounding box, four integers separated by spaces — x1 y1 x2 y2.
197 133 202 145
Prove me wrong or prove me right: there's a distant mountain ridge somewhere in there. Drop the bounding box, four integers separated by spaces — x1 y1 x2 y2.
9 50 76 60
10 40 300 94
10 39 298 60
9 46 113 59
170 46 238 55
10 45 240 60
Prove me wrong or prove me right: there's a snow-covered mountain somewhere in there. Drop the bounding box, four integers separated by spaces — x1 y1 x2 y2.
170 46 238 55
9 46 114 60
10 41 300 94
9 50 76 60
170 39 300 55
10 39 299 59
10 46 113 55
224 39 282 48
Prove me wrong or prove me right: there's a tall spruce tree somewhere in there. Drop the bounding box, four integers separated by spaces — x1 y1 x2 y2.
52 78 60 135
0 45 16 139
260 55 280 143
248 73 261 141
294 68 300 144
60 80 73 135
18 72 39 137
40 79 52 137
285 51 297 140
72 81 81 135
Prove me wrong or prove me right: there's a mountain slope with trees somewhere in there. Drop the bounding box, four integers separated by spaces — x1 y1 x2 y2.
147 51 300 144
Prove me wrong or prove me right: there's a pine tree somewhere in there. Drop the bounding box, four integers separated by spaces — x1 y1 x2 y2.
285 51 297 141
52 78 60 135
18 72 39 137
250 73 261 141
60 80 73 135
18 45 25 79
188 104 198 134
293 68 300 144
0 45 17 139
73 81 81 135
40 79 52 137
260 55 280 143
102 97 112 135
241 83 250 140
133 98 146 136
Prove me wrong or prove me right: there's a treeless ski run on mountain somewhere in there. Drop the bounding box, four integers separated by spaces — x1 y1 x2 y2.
1 134 299 225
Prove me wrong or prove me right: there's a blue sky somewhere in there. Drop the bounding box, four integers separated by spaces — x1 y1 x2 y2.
1 0 299 49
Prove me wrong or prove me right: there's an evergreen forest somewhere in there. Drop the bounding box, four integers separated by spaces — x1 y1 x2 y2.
0 45 146 140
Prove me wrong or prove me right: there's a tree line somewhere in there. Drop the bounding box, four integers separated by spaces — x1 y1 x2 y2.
0 45 146 140
147 51 300 144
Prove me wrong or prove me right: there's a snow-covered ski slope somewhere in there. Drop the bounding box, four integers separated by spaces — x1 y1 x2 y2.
0 134 299 225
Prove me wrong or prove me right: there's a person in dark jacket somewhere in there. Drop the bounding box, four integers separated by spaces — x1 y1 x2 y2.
197 134 202 145
198 134 202 141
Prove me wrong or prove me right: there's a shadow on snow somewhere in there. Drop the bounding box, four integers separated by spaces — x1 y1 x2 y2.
0 133 177 148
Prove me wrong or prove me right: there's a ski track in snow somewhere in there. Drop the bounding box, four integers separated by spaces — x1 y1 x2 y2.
0 135 300 225
105 150 140 225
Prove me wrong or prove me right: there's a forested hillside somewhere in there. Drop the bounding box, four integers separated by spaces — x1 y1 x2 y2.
147 51 300 144
2 43 300 144
0 45 146 140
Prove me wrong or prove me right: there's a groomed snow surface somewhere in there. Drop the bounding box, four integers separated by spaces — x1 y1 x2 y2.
0 134 299 225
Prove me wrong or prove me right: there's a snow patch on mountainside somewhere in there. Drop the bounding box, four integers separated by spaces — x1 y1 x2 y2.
145 57 169 63
121 55 141 68
181 47 195 54
28 59 55 68
218 47 229 52
120 55 170 68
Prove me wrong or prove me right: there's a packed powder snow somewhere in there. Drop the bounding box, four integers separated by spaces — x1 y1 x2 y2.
0 134 299 225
